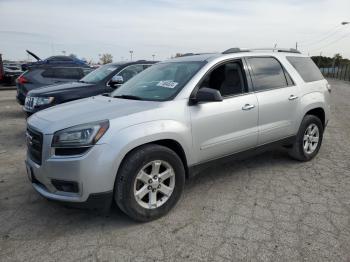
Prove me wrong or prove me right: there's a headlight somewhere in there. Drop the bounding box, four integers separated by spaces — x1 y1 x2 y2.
52 120 109 148
26 96 54 108
36 96 54 106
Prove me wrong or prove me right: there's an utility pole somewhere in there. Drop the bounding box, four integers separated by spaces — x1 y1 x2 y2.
129 50 133 61
295 42 298 50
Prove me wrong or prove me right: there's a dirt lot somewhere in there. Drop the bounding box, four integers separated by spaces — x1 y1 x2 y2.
1 79 350 262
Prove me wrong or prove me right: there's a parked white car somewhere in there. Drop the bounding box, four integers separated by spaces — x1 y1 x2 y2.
26 48 331 221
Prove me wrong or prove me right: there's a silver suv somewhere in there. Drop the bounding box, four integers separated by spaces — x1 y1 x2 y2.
26 48 331 221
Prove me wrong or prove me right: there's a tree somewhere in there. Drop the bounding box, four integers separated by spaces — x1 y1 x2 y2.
100 53 113 64
333 53 343 66
69 54 77 59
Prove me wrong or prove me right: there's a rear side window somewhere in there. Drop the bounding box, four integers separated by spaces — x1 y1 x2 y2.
286 56 324 82
41 68 56 78
247 57 288 91
42 68 83 79
47 56 74 62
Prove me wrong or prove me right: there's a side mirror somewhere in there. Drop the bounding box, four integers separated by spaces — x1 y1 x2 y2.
109 75 124 87
192 87 223 103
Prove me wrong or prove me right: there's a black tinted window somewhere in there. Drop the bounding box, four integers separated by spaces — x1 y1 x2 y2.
42 68 83 79
47 56 74 62
248 57 288 91
287 56 324 82
41 68 56 78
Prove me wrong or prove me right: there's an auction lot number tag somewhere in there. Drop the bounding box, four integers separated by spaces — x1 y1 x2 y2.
157 80 178 89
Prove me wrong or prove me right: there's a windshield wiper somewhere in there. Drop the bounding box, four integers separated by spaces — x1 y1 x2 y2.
113 94 142 100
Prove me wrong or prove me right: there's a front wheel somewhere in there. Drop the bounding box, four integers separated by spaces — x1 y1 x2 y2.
115 144 185 221
288 115 324 161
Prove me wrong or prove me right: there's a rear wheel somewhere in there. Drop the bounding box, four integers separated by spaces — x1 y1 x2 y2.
115 144 185 221
288 115 323 161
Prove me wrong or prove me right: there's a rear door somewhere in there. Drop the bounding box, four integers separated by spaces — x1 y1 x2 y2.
246 56 300 145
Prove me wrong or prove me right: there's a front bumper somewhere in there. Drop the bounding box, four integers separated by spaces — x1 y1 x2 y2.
23 103 53 116
26 138 117 205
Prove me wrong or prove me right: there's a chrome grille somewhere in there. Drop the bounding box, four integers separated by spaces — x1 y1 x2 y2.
26 127 43 165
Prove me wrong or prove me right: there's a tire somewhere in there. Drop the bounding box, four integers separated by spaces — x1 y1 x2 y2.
115 144 185 222
288 114 324 161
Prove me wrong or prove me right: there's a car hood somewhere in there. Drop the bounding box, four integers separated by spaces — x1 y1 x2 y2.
27 95 164 134
28 81 94 96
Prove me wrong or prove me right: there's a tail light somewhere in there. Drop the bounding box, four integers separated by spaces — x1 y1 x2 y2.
17 75 30 84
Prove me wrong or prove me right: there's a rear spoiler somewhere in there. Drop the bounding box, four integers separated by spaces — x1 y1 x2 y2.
26 50 41 61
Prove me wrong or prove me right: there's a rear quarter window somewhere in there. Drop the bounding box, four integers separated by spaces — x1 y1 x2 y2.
286 56 324 82
42 68 83 79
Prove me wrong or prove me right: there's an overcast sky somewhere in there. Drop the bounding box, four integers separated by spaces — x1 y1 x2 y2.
0 0 349 62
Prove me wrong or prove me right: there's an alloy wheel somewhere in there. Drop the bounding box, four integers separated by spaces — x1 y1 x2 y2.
133 160 175 209
303 123 320 154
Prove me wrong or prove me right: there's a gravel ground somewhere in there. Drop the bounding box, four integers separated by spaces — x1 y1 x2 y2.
0 79 350 262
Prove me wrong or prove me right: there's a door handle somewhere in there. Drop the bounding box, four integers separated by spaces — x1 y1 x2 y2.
288 95 298 101
242 104 255 111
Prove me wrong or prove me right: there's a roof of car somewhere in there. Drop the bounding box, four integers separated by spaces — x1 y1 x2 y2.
166 48 306 63
109 60 157 67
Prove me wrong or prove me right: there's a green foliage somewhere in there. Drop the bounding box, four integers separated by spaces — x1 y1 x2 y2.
311 53 350 68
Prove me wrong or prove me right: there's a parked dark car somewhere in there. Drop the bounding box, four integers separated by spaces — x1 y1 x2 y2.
16 66 93 105
16 50 92 105
21 50 88 71
2 65 23 85
24 61 156 115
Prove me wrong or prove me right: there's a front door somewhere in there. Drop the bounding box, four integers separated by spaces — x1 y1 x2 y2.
190 60 259 163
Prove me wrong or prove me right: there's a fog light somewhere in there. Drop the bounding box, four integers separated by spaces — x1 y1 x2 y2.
51 180 79 193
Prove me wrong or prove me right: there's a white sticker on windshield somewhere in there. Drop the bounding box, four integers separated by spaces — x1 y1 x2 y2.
157 80 178 89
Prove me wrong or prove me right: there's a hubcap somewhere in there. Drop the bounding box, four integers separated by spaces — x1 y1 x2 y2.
303 123 319 154
133 160 175 209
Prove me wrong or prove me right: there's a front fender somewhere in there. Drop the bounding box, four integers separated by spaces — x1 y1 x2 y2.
107 120 193 177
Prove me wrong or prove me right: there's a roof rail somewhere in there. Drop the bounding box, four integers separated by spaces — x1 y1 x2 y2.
179 52 215 57
222 47 301 54
222 48 250 54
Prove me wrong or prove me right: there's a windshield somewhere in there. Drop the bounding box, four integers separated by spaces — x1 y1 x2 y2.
80 64 118 84
111 61 205 101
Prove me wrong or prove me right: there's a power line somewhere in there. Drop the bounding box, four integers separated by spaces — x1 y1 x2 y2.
298 24 341 45
309 31 350 52
300 27 345 47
